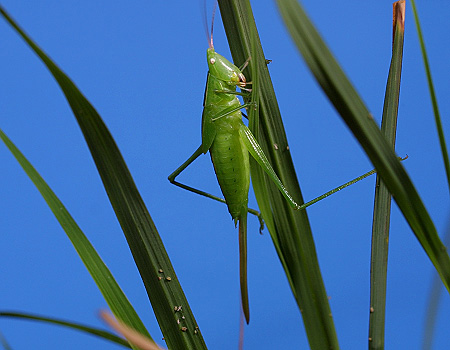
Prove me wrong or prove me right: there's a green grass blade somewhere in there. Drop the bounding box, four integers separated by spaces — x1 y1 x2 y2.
0 7 207 349
245 1 277 236
0 311 130 348
410 0 450 194
410 2 450 345
0 129 148 350
218 1 339 348
276 0 450 295
369 3 405 349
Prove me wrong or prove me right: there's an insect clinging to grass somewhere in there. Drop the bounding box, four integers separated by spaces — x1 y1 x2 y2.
168 6 301 324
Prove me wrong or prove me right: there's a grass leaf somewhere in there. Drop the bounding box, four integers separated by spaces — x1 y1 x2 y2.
0 129 147 350
0 6 206 349
276 0 450 296
410 0 450 194
369 2 405 349
218 1 339 348
0 311 131 348
0 331 12 350
411 1 450 345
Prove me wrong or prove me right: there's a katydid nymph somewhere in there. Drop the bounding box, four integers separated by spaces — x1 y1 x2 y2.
168 12 301 324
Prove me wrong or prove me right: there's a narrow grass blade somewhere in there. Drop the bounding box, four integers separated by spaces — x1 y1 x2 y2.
245 1 277 236
0 7 207 349
276 0 450 295
369 2 405 349
218 1 339 348
0 129 147 350
422 217 450 349
0 311 130 348
410 0 450 194
0 331 12 350
409 2 450 345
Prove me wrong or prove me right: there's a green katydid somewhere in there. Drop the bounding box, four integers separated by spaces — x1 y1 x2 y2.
168 9 380 324
168 11 302 325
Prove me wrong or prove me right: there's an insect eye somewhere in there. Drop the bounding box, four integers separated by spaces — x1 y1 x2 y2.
210 58 216 65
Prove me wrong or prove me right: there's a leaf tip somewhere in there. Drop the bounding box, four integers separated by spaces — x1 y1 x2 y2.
393 1 406 31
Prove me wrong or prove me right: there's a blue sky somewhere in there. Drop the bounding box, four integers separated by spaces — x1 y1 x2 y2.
1 1 449 349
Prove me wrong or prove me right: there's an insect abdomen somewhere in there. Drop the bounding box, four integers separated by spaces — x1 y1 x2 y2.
210 115 250 220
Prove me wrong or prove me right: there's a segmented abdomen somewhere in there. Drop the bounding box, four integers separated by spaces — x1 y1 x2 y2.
209 113 250 220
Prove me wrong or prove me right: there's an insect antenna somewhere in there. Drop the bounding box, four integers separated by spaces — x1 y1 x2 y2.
202 1 210 48
209 1 218 49
202 0 217 49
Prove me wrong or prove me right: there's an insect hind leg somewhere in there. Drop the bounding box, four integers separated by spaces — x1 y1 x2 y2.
168 145 264 233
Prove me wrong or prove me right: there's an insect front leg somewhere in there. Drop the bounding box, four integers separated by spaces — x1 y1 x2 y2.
211 102 257 122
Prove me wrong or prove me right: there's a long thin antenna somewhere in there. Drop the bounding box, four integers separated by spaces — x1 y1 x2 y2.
202 0 210 48
209 1 217 49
